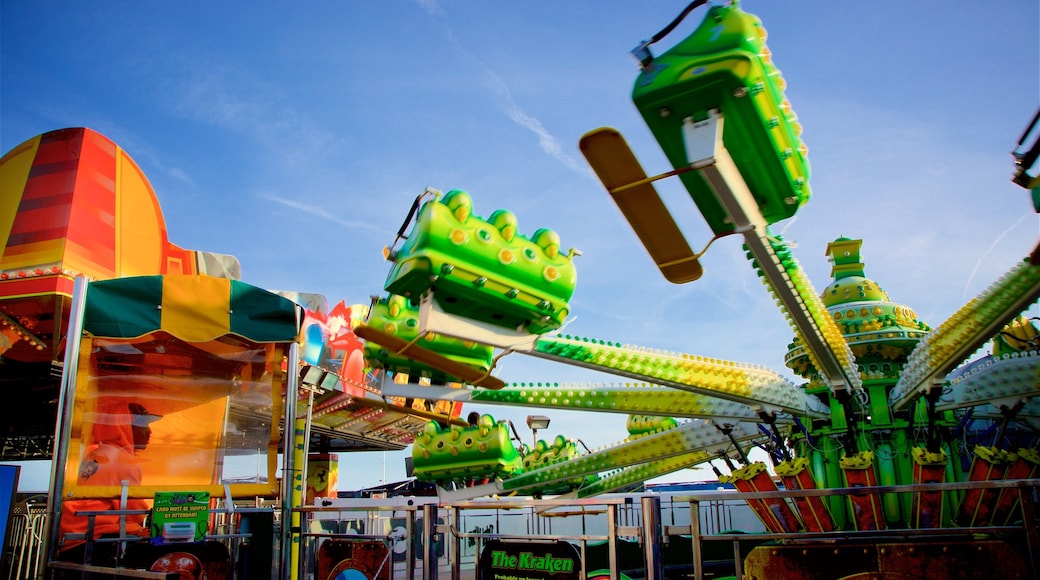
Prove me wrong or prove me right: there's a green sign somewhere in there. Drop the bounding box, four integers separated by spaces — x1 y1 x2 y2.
478 539 580 580
150 491 210 542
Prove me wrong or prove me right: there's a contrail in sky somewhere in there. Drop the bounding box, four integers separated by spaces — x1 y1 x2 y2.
962 214 1032 301
416 0 594 179
259 192 389 234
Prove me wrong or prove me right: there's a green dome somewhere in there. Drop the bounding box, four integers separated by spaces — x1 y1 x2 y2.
785 238 931 382
820 238 889 306
822 275 890 306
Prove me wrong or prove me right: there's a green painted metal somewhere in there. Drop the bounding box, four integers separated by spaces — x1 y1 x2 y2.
573 451 713 498
471 381 762 421
374 4 1040 544
752 232 860 393
632 2 809 235
521 435 600 495
529 334 822 416
411 414 523 484
383 189 577 334
890 256 1040 408
626 414 679 437
362 293 493 382
498 420 757 493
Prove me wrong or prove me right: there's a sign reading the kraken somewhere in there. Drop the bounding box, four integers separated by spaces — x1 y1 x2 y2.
478 539 580 580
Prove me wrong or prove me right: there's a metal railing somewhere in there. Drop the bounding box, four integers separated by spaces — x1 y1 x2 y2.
5 498 47 580
676 478 1040 580
12 479 1035 579
28 506 272 580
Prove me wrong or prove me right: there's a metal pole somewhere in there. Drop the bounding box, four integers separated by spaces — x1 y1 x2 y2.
641 496 663 580
406 507 416 580
422 503 438 580
301 389 314 495
294 386 315 576
690 499 703 580
732 538 744 580
43 275 89 577
451 505 461 580
1020 485 1039 577
279 342 300 580
607 504 618 580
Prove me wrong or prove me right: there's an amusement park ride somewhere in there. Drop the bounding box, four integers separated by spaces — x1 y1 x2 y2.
1 0 1039 578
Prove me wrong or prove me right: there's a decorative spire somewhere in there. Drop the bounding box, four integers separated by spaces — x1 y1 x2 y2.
826 237 865 280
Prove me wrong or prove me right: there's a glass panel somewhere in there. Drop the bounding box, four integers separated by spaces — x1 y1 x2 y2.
64 331 283 498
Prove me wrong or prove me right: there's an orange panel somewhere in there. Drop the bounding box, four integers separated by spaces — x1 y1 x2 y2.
958 446 1009 526
842 461 885 531
777 458 835 533
145 398 226 485
1 239 65 269
63 129 117 277
0 128 172 282
0 275 75 299
164 243 198 275
910 448 947 529
0 135 41 258
1 129 81 272
116 147 167 276
724 462 802 533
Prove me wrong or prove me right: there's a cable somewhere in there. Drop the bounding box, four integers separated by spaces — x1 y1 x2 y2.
649 0 711 46
632 0 711 68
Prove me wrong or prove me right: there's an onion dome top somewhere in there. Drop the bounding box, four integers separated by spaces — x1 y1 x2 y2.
785 238 931 381
820 238 889 306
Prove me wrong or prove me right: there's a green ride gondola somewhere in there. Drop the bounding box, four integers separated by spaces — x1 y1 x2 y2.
382 189 578 335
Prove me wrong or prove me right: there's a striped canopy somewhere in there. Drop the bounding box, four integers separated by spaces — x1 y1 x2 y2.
84 275 300 343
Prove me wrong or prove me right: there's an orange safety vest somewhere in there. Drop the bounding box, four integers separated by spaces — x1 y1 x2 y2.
59 408 152 553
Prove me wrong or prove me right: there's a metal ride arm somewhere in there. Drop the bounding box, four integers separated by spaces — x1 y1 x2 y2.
890 107 1040 409
1013 107 1040 192
889 258 1040 410
438 419 759 501
568 451 718 499
381 379 765 423
894 108 1040 410
528 335 826 417
936 351 1040 414
685 110 861 398
379 326 832 419
408 290 830 416
416 291 539 352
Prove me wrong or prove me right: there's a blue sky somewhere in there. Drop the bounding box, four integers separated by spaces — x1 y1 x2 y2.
2 1 1038 492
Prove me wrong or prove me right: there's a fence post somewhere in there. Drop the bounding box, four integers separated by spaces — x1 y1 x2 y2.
641 496 663 580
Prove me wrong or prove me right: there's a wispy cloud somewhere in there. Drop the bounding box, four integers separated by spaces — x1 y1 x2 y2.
414 0 443 16
162 56 339 171
416 0 594 179
962 213 1033 301
28 113 199 190
498 86 595 179
166 167 194 186
150 52 360 227
259 192 390 235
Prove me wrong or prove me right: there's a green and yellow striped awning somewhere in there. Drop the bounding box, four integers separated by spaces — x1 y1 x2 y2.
84 275 300 343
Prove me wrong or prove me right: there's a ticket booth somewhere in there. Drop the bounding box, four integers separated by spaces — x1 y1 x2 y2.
45 274 300 579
